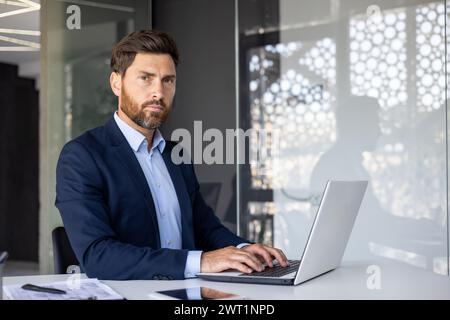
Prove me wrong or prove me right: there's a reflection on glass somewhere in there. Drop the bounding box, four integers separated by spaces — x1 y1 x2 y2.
57 1 150 140
238 0 447 273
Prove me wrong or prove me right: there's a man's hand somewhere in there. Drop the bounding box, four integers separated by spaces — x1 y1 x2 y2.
241 243 289 268
200 244 289 274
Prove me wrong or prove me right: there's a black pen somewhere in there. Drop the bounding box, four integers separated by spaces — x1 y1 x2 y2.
21 283 66 294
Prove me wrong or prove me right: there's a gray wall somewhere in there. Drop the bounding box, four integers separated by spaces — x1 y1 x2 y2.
154 0 238 230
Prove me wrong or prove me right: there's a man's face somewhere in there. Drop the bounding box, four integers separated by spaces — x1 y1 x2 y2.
113 53 176 130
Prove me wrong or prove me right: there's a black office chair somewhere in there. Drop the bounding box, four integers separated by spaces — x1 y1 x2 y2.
52 226 80 274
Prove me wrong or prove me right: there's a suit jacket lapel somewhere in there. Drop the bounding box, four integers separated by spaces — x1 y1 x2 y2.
105 117 161 247
162 146 195 250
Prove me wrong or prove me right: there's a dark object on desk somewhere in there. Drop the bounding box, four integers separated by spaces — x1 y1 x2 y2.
0 251 8 300
199 182 221 213
21 283 66 294
52 227 79 274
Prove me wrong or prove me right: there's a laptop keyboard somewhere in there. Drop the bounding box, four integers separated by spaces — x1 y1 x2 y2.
239 260 300 278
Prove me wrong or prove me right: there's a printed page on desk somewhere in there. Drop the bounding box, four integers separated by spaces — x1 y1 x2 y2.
3 278 124 300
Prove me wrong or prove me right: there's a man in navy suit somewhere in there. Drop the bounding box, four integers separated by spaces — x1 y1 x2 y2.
55 30 288 280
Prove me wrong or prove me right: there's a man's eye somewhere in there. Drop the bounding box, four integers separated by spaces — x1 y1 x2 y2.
164 78 175 84
140 76 149 81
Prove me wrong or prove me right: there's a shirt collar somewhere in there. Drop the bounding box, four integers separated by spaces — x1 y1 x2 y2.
113 112 166 154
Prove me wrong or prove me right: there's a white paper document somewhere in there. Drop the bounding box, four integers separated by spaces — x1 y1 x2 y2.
3 278 124 300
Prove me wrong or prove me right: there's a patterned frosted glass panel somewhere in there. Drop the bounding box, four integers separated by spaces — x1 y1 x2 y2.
350 9 407 109
238 0 448 275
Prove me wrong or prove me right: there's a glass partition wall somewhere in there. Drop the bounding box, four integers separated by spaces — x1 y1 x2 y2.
237 0 449 275
39 0 151 273
38 0 449 276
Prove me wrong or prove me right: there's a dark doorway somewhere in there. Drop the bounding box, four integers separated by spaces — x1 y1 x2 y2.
0 62 39 262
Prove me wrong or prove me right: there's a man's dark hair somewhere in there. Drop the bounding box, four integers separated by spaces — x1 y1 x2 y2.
110 29 179 76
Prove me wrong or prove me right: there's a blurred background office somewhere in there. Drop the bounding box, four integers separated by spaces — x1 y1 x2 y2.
0 0 449 277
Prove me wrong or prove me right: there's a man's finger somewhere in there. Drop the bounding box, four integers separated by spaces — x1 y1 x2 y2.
233 251 264 272
264 246 289 267
244 245 274 267
231 261 253 274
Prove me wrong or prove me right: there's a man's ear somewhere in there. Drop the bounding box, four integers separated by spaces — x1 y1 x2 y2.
110 72 122 97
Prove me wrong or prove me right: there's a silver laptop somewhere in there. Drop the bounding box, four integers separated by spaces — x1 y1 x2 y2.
197 180 368 286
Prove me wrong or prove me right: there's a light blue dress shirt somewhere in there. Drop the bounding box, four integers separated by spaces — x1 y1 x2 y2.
114 113 201 278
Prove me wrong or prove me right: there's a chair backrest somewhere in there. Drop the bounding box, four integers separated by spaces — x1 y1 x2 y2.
51 227 79 274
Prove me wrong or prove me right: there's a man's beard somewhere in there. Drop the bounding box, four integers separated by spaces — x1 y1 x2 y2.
120 86 171 130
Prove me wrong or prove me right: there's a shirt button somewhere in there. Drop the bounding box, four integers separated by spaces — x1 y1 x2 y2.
156 182 161 188
167 240 171 245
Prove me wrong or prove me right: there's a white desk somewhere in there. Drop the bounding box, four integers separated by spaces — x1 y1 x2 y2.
3 261 450 300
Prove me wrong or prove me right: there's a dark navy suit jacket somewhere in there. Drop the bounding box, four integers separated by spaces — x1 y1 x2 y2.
55 116 248 280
